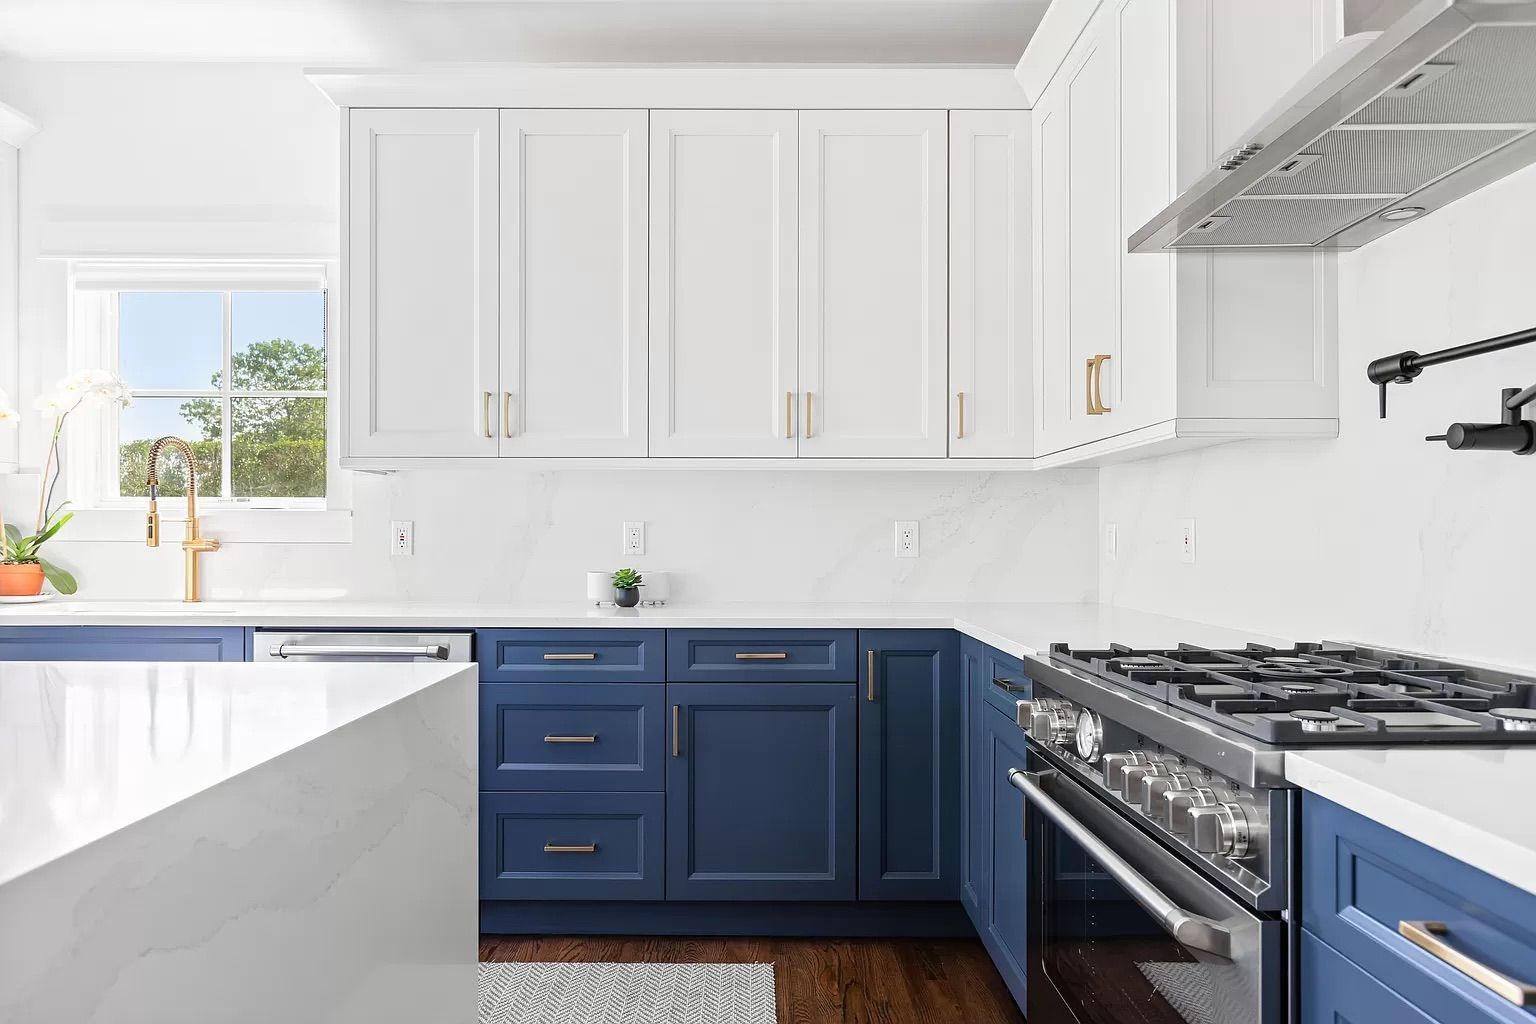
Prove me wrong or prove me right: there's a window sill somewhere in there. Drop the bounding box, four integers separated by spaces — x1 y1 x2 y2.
59 508 353 544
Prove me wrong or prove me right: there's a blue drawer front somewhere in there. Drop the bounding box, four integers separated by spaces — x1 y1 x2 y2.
0 626 248 662
980 644 1031 719
477 629 664 683
666 629 857 682
479 682 664 792
1303 794 1536 1024
1301 930 1438 1024
480 791 663 901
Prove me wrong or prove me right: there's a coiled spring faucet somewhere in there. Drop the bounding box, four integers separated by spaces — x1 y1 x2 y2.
145 436 220 602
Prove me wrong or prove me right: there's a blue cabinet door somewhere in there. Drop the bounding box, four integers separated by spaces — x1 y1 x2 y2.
857 629 960 901
981 704 1029 1009
479 682 665 792
0 626 248 661
1301 930 1437 1024
665 681 857 901
480 791 665 901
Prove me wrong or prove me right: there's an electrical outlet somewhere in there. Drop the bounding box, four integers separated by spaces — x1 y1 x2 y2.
391 520 413 556
1104 523 1118 561
894 521 919 558
1177 519 1196 565
622 521 646 556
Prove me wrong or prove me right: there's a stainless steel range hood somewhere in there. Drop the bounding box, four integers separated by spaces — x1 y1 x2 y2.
1129 0 1536 253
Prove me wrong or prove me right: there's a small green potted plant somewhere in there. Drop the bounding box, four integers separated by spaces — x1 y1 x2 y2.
0 507 78 597
611 568 644 608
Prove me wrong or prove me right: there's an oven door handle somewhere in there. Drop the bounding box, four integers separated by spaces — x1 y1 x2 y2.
1009 768 1233 959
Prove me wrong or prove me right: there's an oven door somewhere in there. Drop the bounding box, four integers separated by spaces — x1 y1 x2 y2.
1014 752 1284 1024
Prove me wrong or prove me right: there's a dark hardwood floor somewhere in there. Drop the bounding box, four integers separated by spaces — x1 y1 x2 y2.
479 935 1024 1024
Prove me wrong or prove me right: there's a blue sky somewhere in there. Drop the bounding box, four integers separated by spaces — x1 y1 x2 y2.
117 291 323 443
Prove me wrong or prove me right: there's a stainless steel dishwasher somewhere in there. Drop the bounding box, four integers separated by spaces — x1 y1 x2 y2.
253 630 473 663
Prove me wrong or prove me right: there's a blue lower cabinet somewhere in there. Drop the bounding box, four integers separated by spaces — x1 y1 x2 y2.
0 626 248 661
479 682 664 792
665 681 857 901
476 629 664 683
480 791 664 901
857 629 961 901
1302 929 1436 1024
959 639 985 924
979 704 1029 1009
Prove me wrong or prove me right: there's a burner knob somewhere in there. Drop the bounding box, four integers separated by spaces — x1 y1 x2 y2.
1143 771 1205 821
1101 751 1150 790
1027 699 1078 745
1164 785 1220 834
1121 757 1182 803
1188 802 1252 858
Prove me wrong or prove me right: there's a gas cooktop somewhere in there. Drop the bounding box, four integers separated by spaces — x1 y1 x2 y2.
1048 641 1536 744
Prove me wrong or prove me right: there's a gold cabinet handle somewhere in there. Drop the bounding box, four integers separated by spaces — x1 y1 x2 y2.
672 704 682 757
482 391 495 437
503 391 514 438
543 652 597 661
956 391 966 439
735 652 788 661
543 735 597 744
804 391 813 439
543 843 598 854
866 649 876 702
1086 354 1112 415
1399 921 1536 1006
785 391 794 439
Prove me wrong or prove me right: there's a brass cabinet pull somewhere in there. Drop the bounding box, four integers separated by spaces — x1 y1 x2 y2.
804 391 813 439
867 649 876 702
1086 354 1112 415
482 391 495 437
992 676 1027 693
543 652 597 661
543 843 598 854
956 391 966 439
785 391 794 439
543 735 597 744
1399 921 1536 1006
503 391 514 438
672 704 682 757
735 652 788 661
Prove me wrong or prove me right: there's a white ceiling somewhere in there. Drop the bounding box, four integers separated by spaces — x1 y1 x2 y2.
0 0 1048 65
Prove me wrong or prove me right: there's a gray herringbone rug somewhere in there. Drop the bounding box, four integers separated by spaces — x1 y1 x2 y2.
478 962 776 1024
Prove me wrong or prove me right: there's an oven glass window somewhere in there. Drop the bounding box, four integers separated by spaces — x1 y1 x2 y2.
1036 813 1258 1023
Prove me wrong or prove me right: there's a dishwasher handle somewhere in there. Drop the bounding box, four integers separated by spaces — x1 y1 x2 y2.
268 643 451 661
1009 767 1233 958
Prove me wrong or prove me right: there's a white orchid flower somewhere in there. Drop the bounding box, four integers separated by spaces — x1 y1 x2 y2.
0 404 19 424
54 369 131 409
34 393 78 418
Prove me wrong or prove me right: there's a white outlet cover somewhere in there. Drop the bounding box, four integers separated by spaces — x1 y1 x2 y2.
390 520 413 556
1177 519 1196 565
622 521 646 556
894 521 919 558
1104 523 1118 561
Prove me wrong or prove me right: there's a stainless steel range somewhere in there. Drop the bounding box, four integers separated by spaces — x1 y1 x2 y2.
1006 640 1536 1024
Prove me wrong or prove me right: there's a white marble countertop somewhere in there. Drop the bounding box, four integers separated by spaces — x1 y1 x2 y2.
0 599 1283 661
0 659 476 887
1286 747 1536 896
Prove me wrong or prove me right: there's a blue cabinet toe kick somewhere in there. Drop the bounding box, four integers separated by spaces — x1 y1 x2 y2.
480 900 974 938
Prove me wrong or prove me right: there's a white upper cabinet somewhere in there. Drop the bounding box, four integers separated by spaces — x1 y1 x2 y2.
798 111 948 459
346 109 499 459
500 110 647 456
648 111 798 458
1022 0 1340 466
948 111 1032 459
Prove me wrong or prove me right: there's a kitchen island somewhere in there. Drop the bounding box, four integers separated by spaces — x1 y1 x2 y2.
0 659 478 1024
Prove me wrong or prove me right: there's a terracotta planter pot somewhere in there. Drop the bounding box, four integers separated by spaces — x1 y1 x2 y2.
0 562 45 597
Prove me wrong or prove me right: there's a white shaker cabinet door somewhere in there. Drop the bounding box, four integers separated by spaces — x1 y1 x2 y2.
649 111 798 457
499 110 648 456
798 111 948 459
949 110 1032 459
346 109 499 459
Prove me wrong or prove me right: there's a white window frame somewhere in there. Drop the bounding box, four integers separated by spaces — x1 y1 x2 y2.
62 260 352 542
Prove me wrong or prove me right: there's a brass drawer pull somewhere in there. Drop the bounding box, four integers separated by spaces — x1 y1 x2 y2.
992 676 1027 693
804 391 814 439
543 843 598 854
867 649 876 702
1399 921 1536 1006
785 391 794 439
503 391 514 438
735 652 788 661
1086 354 1112 415
543 735 597 744
956 391 966 439
543 652 597 661
672 704 682 757
483 390 495 437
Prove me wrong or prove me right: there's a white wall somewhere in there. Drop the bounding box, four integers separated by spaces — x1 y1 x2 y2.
1100 162 1536 668
0 61 1100 604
